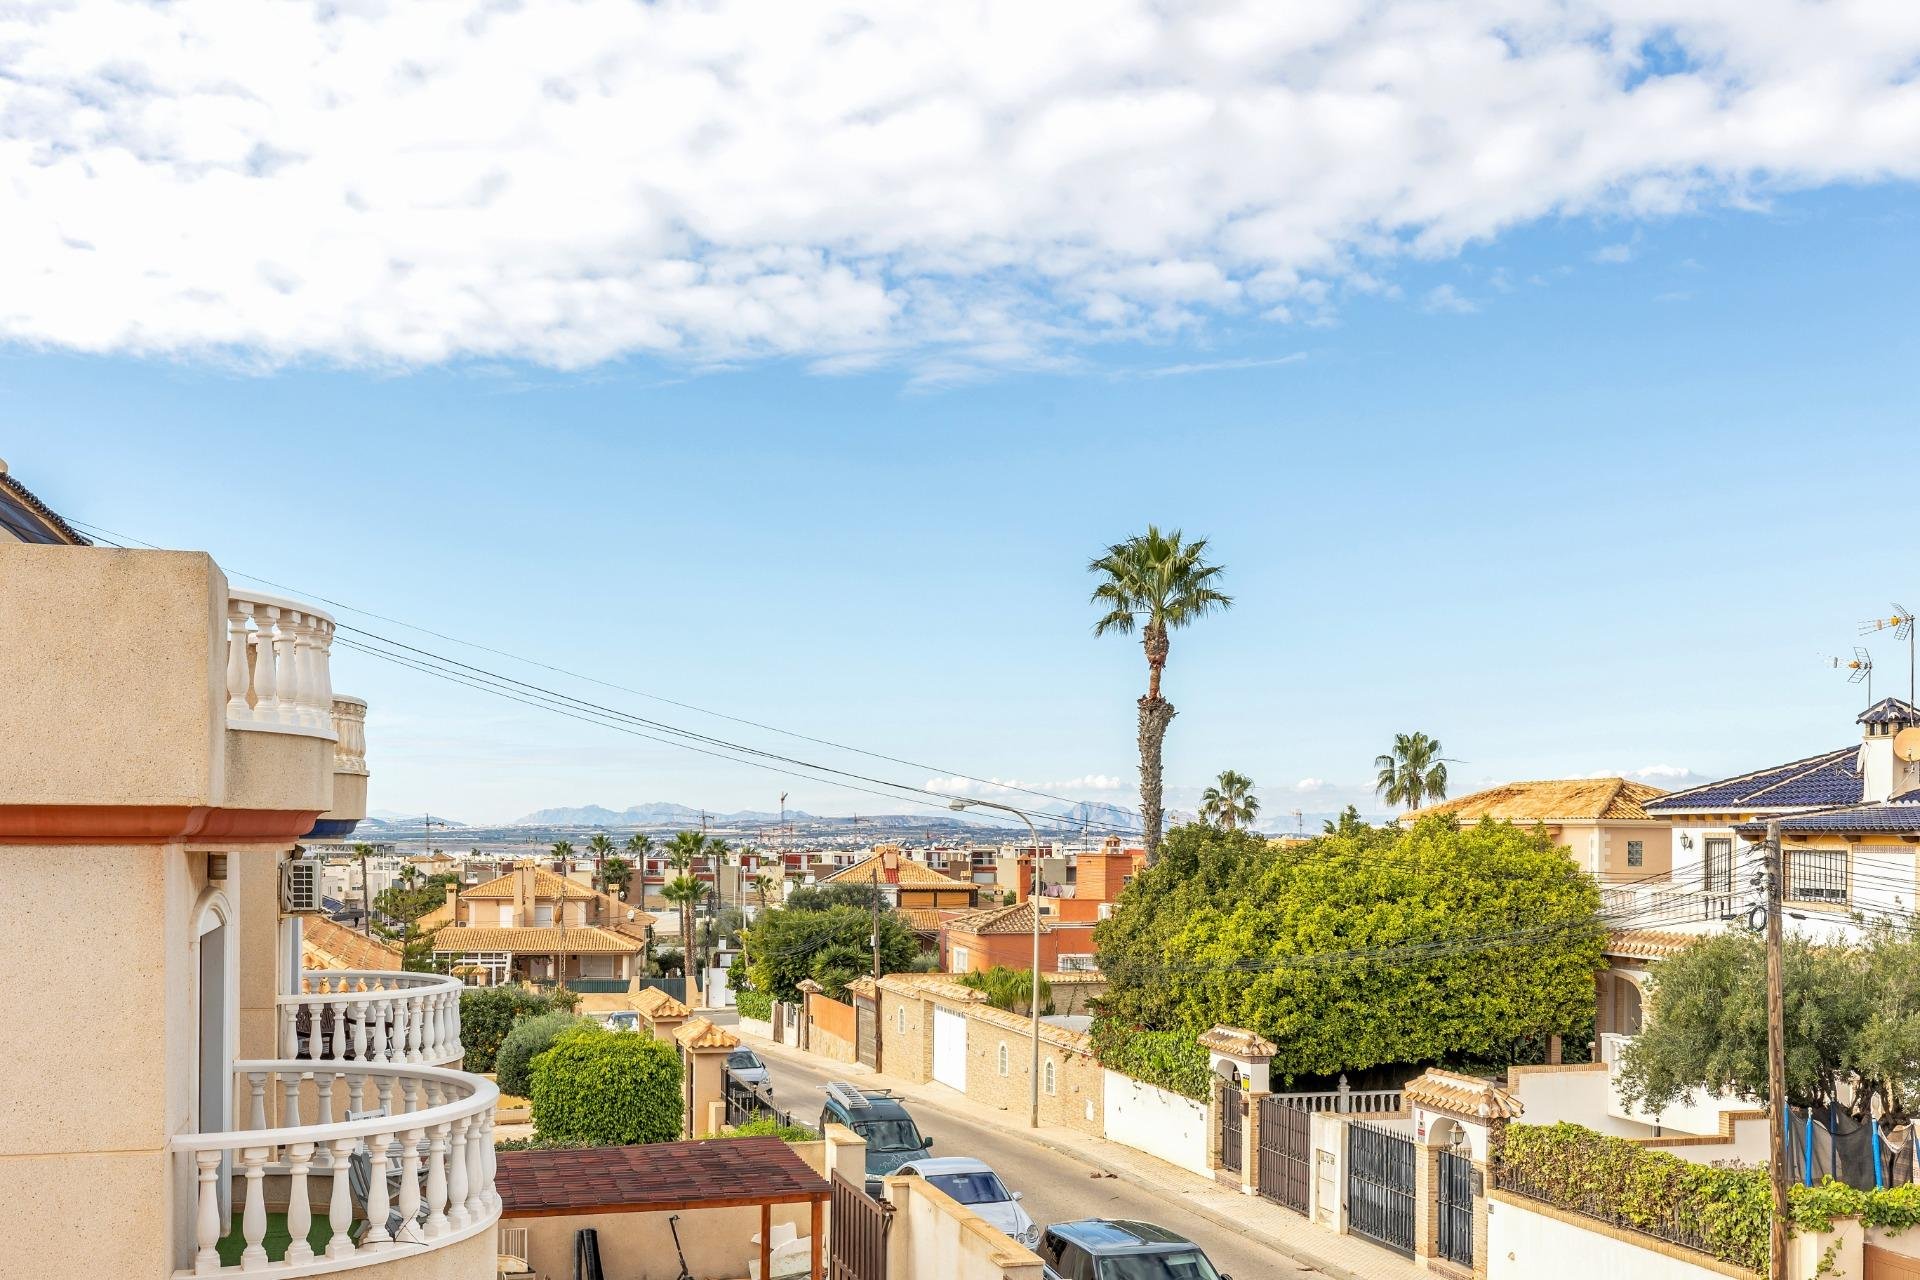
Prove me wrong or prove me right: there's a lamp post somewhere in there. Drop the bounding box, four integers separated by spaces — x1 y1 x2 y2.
949 797 1043 1130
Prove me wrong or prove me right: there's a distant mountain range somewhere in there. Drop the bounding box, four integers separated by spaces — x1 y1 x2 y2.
366 811 470 828
508 802 821 827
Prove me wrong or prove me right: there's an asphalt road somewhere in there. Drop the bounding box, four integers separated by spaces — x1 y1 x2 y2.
735 1032 1329 1280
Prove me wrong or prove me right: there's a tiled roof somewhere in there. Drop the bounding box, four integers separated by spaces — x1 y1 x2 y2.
1734 798 1920 837
496 1138 829 1214
1645 746 1863 813
430 925 642 954
823 852 972 888
1859 698 1920 726
1404 777 1669 824
414 902 454 932
1404 1069 1524 1120
632 986 690 1019
1197 1026 1278 1058
1606 929 1701 961
301 915 402 971
674 1016 739 1050
947 902 1055 935
898 907 966 934
464 865 602 901
0 468 89 545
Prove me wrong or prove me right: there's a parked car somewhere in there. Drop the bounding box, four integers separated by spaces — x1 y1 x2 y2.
818 1082 934 1196
603 1011 640 1032
892 1156 1037 1248
727 1047 771 1091
1036 1220 1231 1280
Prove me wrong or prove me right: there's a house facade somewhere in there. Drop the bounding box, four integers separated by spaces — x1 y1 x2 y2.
430 864 651 985
941 901 1100 974
820 845 981 911
1403 776 1674 885
0 492 498 1279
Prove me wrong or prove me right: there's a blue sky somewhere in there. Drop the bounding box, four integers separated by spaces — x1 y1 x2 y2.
12 181 1919 826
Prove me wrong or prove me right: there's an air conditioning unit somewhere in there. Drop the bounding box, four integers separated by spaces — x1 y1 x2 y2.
281 855 323 914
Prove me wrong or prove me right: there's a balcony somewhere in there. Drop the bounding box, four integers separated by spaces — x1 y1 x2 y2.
279 971 465 1069
1600 883 1742 933
226 590 339 740
174 1061 499 1277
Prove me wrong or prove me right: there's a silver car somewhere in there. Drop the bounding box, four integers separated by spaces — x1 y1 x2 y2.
727 1047 771 1090
893 1156 1038 1248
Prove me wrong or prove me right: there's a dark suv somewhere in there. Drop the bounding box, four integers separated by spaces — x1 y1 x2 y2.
818 1082 934 1196
1037 1220 1231 1280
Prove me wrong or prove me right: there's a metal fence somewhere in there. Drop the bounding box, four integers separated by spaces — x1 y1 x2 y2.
724 1070 822 1137
1492 1163 1717 1259
830 1170 892 1280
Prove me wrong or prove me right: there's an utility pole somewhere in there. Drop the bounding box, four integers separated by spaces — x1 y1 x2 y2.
1764 819 1788 1280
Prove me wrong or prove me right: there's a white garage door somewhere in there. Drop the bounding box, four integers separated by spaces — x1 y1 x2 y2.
932 1007 967 1093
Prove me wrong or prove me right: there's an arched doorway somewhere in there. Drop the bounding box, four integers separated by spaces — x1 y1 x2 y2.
193 886 237 1224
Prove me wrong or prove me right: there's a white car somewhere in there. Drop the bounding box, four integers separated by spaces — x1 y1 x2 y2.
893 1157 1038 1248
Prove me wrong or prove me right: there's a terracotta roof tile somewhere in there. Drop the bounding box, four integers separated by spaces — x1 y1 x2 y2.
1404 1069 1524 1120
946 901 1097 936
674 1016 739 1050
301 915 403 971
430 925 642 954
633 986 690 1018
1197 1025 1278 1058
1404 778 1669 824
1606 928 1700 960
823 852 973 888
496 1138 828 1214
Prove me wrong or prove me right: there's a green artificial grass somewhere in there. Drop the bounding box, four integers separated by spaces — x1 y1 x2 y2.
215 1211 336 1266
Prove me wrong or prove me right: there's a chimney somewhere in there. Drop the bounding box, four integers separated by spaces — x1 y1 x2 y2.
514 862 537 927
445 882 460 923
1861 699 1920 803
881 846 901 885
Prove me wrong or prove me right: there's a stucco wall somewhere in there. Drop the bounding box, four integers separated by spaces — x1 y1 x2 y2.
1488 1194 1748 1280
806 992 859 1064
508 1201 816 1280
885 1173 1045 1280
1102 1070 1210 1176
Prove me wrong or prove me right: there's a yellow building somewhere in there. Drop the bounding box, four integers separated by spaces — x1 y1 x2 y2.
1403 776 1672 884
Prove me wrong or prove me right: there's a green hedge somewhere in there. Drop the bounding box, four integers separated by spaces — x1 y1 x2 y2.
705 1117 816 1143
529 1023 683 1146
1089 1016 1212 1101
735 989 772 1023
1500 1122 1920 1274
495 1011 580 1099
460 985 576 1073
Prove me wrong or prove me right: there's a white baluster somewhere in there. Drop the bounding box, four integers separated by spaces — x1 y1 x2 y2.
345 1071 366 1117
284 1140 316 1263
481 1111 499 1212
225 600 254 723
249 606 280 724
396 1126 425 1242
239 1145 270 1269
351 1002 369 1064
273 610 303 728
280 1001 299 1059
289 614 316 730
246 1071 268 1131
306 997 324 1062
192 1149 224 1275
424 1121 451 1238
465 1109 487 1223
326 1136 358 1259
409 994 427 1061
314 1072 336 1156
313 621 335 727
391 997 412 1065
447 1114 471 1232
361 1131 393 1250
280 1073 302 1128
375 1072 395 1118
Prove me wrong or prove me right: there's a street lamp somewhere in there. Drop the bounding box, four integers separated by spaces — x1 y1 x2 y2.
949 797 1043 1130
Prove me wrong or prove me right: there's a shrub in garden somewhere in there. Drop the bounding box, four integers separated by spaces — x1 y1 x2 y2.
495 1010 580 1099
529 1023 683 1146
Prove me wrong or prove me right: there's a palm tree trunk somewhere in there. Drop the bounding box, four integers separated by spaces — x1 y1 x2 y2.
1137 694 1177 864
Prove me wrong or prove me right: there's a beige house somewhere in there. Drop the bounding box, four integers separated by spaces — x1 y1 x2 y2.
1403 777 1673 884
430 863 652 985
0 475 500 1280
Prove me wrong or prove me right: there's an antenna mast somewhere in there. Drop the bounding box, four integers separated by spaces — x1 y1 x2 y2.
1860 605 1916 706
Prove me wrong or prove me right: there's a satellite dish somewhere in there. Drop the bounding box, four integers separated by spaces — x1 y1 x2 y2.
1895 727 1920 764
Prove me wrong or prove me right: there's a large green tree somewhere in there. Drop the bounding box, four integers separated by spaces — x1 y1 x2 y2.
741 903 917 1003
1088 526 1232 864
662 873 707 1002
1374 732 1449 811
1618 924 1920 1119
1095 818 1604 1079
1199 769 1259 831
585 833 616 888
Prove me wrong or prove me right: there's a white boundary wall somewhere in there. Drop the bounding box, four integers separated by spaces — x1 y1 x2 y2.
1102 1070 1210 1177
1489 1197 1737 1280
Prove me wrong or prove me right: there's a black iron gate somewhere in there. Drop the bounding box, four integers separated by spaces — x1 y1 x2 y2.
1256 1096 1312 1213
830 1170 892 1280
1437 1148 1473 1266
1346 1120 1415 1257
1220 1091 1243 1173
725 1071 820 1136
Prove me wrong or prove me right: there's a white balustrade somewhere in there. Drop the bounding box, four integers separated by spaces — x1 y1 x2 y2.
331 697 369 775
226 590 338 739
173 1061 499 1277
279 971 465 1068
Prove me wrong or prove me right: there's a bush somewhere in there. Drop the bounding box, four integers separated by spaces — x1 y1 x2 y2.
461 986 573 1073
529 1023 683 1146
496 1011 580 1098
957 966 1053 1015
735 989 772 1023
704 1117 816 1143
1090 1016 1212 1100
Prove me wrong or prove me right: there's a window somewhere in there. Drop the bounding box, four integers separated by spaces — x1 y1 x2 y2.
1043 1059 1057 1095
1703 837 1734 894
1057 953 1097 972
497 904 514 927
1095 1251 1223 1280
1787 847 1848 904
998 1042 1010 1076
533 903 554 925
925 1171 1010 1205
1626 840 1644 869
952 945 970 971
896 1007 906 1033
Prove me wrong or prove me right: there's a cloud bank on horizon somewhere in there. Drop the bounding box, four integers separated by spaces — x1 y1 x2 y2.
5 0 1918 377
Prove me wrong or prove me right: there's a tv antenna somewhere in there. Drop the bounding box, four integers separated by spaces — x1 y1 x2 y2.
1860 605 1916 706
1829 647 1873 703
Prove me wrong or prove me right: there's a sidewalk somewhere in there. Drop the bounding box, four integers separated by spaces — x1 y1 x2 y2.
740 1031 1422 1280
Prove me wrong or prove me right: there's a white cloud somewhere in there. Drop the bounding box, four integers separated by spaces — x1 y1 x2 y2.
1582 764 1706 783
1294 777 1335 792
1124 352 1307 378
1423 284 1479 315
5 1 1920 375
924 773 1128 797
1592 242 1636 264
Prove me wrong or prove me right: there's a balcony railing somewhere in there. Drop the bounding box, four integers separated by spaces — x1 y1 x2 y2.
279 971 464 1068
175 1061 497 1276
332 697 368 775
226 590 337 738
1600 884 1742 929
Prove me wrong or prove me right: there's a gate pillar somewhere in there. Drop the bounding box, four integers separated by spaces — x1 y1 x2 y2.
1403 1070 1521 1278
675 1016 741 1139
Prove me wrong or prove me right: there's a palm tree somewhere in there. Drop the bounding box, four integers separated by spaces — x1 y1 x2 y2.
666 831 708 1002
585 833 616 890
601 855 633 900
1375 732 1450 811
662 874 707 1002
1321 804 1366 836
549 838 575 869
1199 770 1259 832
752 873 777 912
1089 526 1232 863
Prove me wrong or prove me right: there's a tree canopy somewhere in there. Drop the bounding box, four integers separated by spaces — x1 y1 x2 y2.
1375 732 1449 810
742 902 917 1002
1094 818 1604 1080
1618 923 1920 1119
